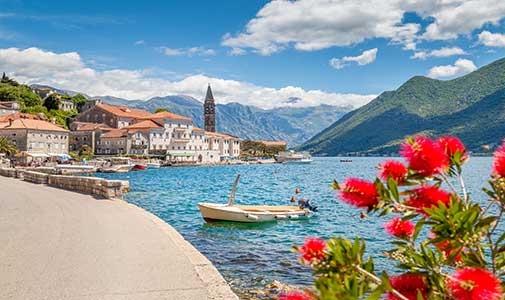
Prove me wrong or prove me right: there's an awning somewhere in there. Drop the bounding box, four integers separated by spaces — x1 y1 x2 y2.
166 151 198 157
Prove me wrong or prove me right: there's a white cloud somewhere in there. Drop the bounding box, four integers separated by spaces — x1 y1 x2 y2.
478 31 505 47
418 0 505 40
229 47 246 56
134 40 145 46
329 48 378 70
161 46 216 57
221 0 505 55
412 46 467 59
0 47 376 109
427 58 477 79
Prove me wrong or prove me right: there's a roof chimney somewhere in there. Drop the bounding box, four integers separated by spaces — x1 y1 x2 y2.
51 117 56 124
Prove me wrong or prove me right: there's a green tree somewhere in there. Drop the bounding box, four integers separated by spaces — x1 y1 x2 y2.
155 108 170 113
0 136 17 155
1 73 19 86
0 83 42 107
43 94 60 111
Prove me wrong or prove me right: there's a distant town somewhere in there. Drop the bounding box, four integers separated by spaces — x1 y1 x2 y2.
0 74 288 167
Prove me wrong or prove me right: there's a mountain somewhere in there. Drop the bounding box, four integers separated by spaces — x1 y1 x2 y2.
299 57 505 155
98 95 350 146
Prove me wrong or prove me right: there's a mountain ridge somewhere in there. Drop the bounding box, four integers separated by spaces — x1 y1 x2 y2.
299 57 505 155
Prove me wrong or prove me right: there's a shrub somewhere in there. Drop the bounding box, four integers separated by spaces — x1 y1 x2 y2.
285 136 505 300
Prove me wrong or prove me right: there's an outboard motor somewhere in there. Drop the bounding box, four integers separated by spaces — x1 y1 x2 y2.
298 198 318 212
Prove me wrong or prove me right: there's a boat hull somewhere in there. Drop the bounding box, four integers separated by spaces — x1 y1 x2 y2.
198 203 310 223
132 164 147 170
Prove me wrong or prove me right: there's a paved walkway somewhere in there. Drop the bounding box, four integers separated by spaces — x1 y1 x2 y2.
0 176 237 300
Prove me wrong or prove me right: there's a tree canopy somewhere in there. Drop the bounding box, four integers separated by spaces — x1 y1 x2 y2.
154 108 170 113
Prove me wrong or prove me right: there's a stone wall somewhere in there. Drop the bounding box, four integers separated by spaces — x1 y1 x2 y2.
0 168 129 199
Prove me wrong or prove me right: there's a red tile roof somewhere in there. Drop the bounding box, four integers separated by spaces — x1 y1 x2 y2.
141 111 192 122
100 129 128 138
0 118 68 132
205 131 238 139
0 113 44 122
124 120 163 129
72 121 112 131
96 104 154 118
259 140 287 147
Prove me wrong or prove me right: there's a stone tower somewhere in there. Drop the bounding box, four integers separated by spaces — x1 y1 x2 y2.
204 84 216 132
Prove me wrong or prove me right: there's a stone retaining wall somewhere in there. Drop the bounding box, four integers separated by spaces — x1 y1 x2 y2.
0 168 129 199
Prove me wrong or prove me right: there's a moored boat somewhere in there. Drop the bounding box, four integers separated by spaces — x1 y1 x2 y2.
276 150 313 164
198 175 314 223
146 162 161 168
100 164 133 173
132 164 147 170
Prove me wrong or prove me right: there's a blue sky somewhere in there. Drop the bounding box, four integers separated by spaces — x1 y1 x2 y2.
1 0 505 109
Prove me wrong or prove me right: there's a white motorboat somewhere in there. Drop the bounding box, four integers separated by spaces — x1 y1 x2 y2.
276 150 313 164
284 158 313 164
198 175 312 223
146 162 161 168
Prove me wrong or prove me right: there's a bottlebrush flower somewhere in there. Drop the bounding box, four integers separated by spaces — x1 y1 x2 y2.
279 291 313 300
339 178 379 208
448 267 503 300
384 217 415 238
388 274 428 300
406 185 452 215
379 160 408 184
400 136 449 176
433 238 462 263
438 136 468 162
493 142 505 178
298 237 326 263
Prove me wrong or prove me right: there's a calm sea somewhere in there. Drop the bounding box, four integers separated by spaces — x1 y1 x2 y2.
93 157 494 297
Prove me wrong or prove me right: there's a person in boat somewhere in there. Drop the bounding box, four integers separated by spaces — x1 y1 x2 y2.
298 198 318 212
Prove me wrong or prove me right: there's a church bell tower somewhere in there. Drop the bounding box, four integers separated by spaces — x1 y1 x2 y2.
204 84 216 132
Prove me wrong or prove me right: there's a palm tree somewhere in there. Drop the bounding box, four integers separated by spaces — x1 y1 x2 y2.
0 136 17 156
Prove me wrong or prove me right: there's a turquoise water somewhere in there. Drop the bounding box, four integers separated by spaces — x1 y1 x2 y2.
93 157 494 295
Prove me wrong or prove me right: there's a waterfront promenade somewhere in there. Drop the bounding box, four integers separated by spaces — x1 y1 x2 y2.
0 176 237 300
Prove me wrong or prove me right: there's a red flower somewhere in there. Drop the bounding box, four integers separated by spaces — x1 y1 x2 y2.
493 142 505 178
406 185 452 215
339 178 379 208
299 237 326 262
388 274 428 300
434 239 463 263
448 268 503 300
279 291 313 300
438 136 468 162
379 160 408 184
400 136 449 176
384 217 415 238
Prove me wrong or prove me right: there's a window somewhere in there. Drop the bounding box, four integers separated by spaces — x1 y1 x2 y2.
55 144 59 149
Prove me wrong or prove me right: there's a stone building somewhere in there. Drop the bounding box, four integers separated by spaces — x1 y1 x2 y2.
58 99 76 112
80 98 102 112
72 86 241 161
0 102 20 116
75 103 153 128
204 84 216 132
69 122 112 153
0 117 69 155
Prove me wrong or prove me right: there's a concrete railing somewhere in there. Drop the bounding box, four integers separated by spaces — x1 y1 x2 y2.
0 168 130 199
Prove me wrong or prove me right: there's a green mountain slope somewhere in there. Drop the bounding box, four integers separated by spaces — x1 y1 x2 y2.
299 57 505 155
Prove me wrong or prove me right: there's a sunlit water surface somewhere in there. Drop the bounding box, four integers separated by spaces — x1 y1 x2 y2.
93 157 495 296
